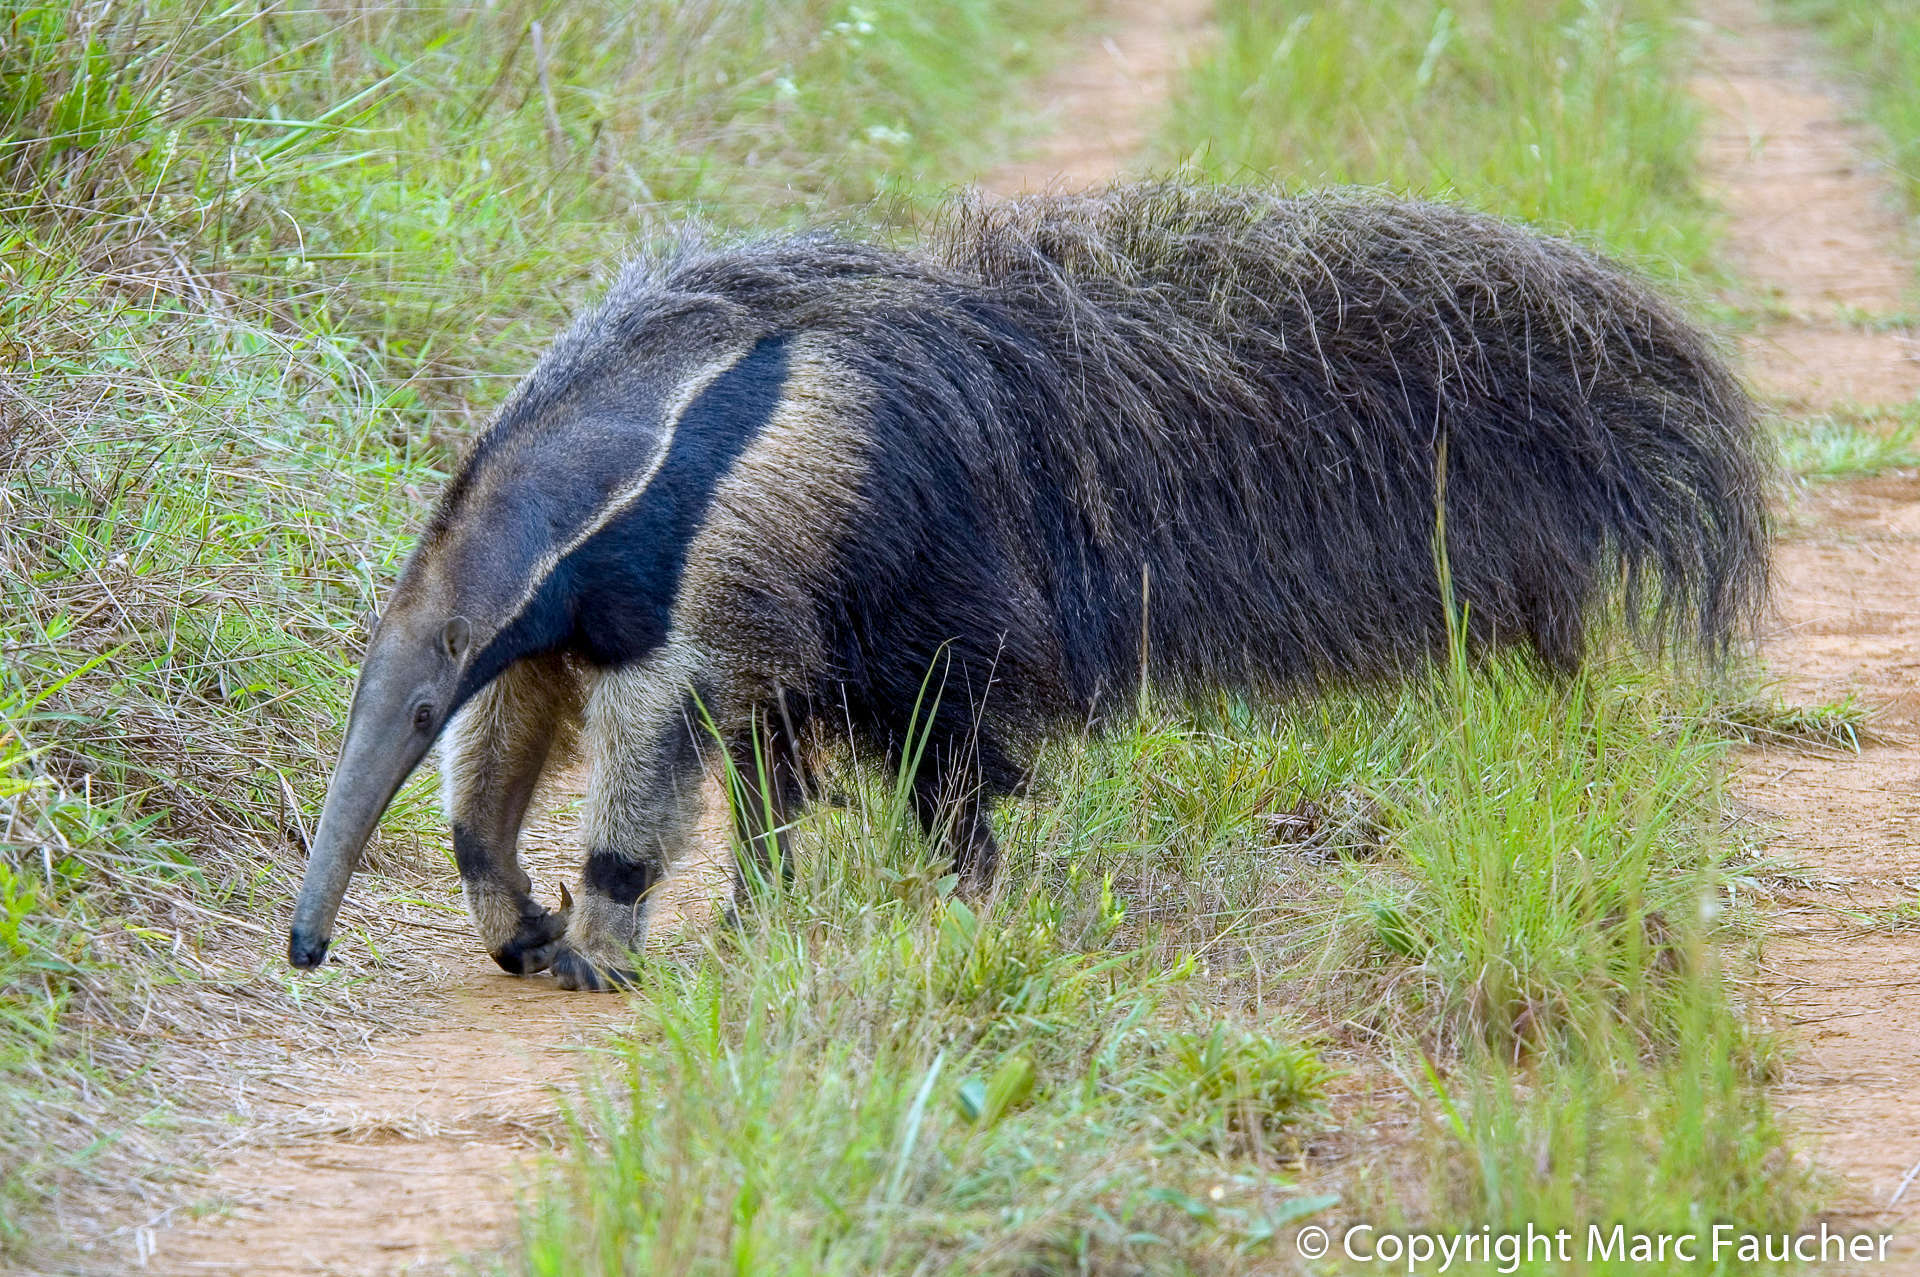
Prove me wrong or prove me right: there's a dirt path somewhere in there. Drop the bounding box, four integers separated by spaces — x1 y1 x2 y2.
1693 0 1920 1258
976 0 1213 196
98 6 1215 1275
120 787 732 1276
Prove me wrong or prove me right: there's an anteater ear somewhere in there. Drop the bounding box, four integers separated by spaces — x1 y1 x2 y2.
442 615 471 661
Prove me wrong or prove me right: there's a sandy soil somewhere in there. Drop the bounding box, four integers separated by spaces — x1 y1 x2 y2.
91 5 1218 1274
1694 0 1920 1261
117 787 732 1276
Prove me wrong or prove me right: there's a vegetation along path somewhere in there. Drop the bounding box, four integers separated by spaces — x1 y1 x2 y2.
116 2 1215 1273
1696 0 1920 1257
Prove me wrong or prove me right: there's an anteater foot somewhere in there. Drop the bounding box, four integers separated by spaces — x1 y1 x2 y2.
490 905 569 975
551 945 637 992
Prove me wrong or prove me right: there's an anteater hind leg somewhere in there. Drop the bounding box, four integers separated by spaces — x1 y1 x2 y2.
551 660 708 992
912 753 1001 897
441 652 583 974
724 709 809 916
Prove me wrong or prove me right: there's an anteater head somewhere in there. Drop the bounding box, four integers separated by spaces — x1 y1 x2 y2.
289 273 795 969
286 600 472 968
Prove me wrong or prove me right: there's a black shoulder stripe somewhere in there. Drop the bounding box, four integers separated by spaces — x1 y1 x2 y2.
565 334 794 667
454 334 793 701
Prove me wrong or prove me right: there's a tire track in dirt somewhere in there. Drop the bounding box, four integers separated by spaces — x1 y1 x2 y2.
1693 0 1920 1259
107 5 1217 1274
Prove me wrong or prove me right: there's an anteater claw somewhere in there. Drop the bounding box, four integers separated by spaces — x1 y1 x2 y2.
490 903 570 975
550 945 637 992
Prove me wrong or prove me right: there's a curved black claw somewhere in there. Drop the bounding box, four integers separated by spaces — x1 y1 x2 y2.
490 904 569 975
551 945 638 992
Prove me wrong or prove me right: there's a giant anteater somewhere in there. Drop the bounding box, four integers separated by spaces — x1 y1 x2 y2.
288 183 1769 990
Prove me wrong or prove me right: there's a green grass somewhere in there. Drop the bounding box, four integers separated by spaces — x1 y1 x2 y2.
520 853 1331 1273
1778 407 1920 478
1711 690 1876 750
0 0 1083 1245
516 648 1810 1273
1160 0 1714 273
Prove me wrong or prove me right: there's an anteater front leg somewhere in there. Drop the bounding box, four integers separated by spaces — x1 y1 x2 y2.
550 659 709 992
441 652 583 974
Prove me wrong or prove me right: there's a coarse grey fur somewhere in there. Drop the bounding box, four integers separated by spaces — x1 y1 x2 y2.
288 182 1771 991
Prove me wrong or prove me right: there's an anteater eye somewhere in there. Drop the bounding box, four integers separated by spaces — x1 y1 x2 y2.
412 702 435 732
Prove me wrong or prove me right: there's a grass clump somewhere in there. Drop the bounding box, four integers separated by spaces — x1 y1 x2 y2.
518 823 1331 1275
1777 408 1920 478
1024 654 1745 1054
1368 663 1722 1048
1711 690 1875 751
1140 1024 1330 1151
1422 1012 1805 1275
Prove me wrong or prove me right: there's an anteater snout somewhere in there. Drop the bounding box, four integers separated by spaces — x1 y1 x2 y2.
287 929 331 969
